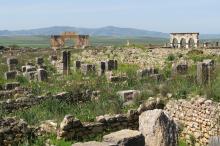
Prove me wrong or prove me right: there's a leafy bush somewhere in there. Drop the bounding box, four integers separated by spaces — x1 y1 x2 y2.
166 54 175 61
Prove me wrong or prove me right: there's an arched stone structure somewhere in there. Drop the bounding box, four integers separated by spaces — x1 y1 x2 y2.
50 32 89 49
170 33 199 48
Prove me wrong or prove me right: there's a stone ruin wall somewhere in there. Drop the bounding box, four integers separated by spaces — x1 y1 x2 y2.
165 97 220 145
57 98 164 141
0 91 93 113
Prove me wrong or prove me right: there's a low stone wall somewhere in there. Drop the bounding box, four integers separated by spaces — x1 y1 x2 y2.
57 98 164 140
0 90 93 113
0 117 32 146
165 97 220 145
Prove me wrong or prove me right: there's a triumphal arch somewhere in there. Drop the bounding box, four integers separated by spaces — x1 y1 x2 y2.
50 32 89 49
170 33 199 48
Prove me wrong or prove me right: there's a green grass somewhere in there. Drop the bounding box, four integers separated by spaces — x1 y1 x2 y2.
0 36 168 48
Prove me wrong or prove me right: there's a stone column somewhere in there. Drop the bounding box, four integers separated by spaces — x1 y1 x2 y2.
197 60 214 85
62 51 71 75
7 57 18 71
37 69 48 82
99 61 106 76
75 60 81 70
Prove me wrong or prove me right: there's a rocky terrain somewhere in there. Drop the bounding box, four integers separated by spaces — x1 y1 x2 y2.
1 45 220 146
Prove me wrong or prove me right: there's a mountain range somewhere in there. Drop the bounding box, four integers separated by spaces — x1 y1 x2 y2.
0 26 220 39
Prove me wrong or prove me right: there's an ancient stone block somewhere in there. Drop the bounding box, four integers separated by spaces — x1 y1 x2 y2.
98 61 107 76
7 57 18 65
137 68 158 78
172 62 188 75
39 120 57 134
75 60 81 70
197 60 214 85
208 136 220 146
23 71 37 81
36 57 44 65
37 69 48 82
21 66 26 72
4 71 17 80
5 82 20 90
103 129 145 146
107 60 118 71
26 65 37 72
81 64 96 75
72 141 110 146
149 74 163 82
139 109 178 146
117 90 140 102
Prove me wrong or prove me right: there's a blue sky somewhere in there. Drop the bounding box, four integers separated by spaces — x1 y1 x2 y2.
0 0 220 33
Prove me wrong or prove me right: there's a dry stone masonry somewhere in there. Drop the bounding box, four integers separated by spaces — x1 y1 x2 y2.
165 97 220 145
57 98 165 141
0 117 31 146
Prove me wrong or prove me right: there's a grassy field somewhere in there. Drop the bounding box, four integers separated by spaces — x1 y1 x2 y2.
0 36 168 48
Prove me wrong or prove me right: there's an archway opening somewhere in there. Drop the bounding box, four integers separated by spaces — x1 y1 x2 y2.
180 38 186 48
64 38 75 48
188 38 195 48
172 38 178 48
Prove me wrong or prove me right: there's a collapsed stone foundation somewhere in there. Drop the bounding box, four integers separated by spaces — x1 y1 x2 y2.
57 98 164 140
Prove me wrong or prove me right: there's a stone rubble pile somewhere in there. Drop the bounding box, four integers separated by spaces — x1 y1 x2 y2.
0 117 31 146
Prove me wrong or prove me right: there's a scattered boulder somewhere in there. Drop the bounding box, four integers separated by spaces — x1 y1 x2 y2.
72 141 110 146
139 109 178 146
103 129 145 146
117 90 140 103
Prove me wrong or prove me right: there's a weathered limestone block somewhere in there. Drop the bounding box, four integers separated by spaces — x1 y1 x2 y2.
139 109 178 146
197 59 215 85
172 61 188 76
5 82 20 90
103 129 145 146
72 141 110 146
137 67 158 78
117 90 140 102
81 64 96 75
197 62 210 85
21 66 27 72
39 120 57 134
75 60 81 70
7 58 18 65
36 57 44 65
7 57 18 66
62 51 71 75
23 71 37 81
107 60 118 71
57 115 83 140
99 61 107 76
37 69 48 82
4 71 17 80
209 136 220 146
26 65 37 72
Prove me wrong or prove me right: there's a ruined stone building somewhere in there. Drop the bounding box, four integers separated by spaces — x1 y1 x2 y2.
50 32 89 49
170 33 199 48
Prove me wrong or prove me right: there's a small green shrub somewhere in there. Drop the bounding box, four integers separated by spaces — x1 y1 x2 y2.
166 54 176 61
